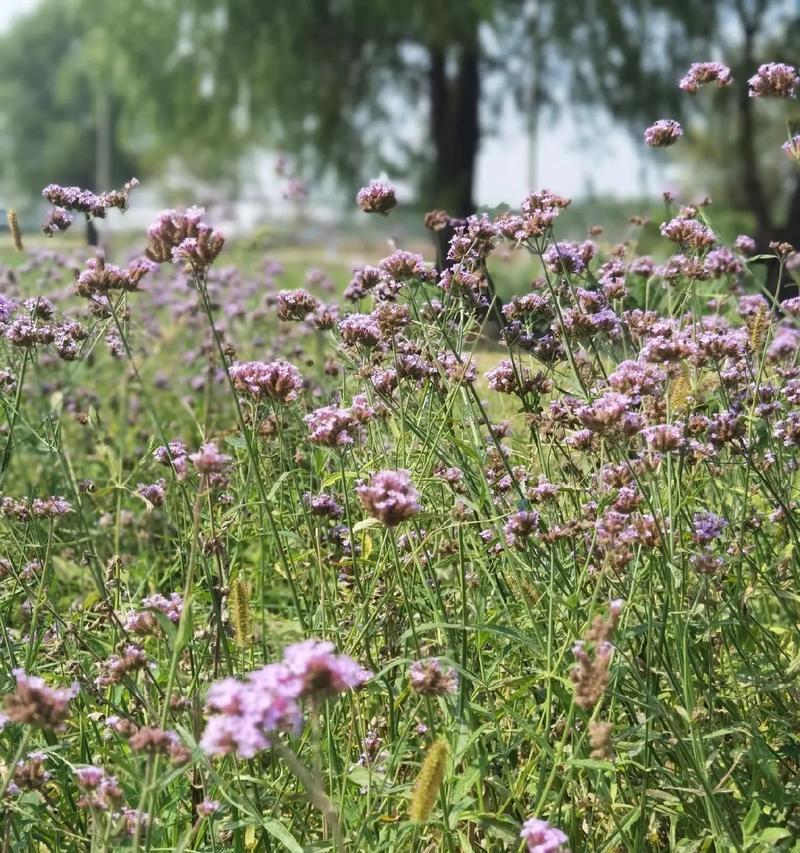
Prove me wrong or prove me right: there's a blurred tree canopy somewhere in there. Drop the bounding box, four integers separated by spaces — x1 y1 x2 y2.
0 0 138 216
0 0 797 252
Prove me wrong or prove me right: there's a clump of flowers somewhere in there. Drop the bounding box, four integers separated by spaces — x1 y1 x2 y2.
277 289 319 321
201 640 370 757
41 178 138 235
520 817 569 853
679 61 732 92
356 469 420 526
356 180 397 215
644 119 683 147
146 207 225 268
3 670 77 730
747 62 799 98
408 658 458 696
570 600 623 712
230 359 304 403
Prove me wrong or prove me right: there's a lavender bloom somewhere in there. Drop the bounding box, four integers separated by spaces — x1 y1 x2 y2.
42 178 137 217
41 207 73 236
679 62 732 92
356 180 397 215
197 799 221 817
503 509 540 547
660 217 716 249
189 442 231 475
277 289 319 321
142 592 184 623
153 441 188 467
576 392 631 433
734 235 756 254
230 359 304 403
705 247 743 277
202 642 369 758
644 120 683 147
137 479 167 507
282 639 371 696
356 469 420 526
408 659 459 696
747 63 799 98
304 404 362 447
543 240 590 274
146 207 224 268
520 817 569 853
782 135 800 161
3 669 77 729
303 491 343 518
75 253 154 298
378 250 435 285
692 512 728 545
338 313 385 349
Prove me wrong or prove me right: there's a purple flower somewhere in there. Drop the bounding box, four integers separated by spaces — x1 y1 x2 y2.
338 313 385 349
782 135 800 161
142 592 184 623
189 442 231 475
282 639 371 696
408 659 458 696
3 669 77 729
201 642 369 758
503 510 540 547
356 180 397 215
147 207 224 268
304 404 362 447
705 247 743 277
692 512 728 545
644 120 683 147
303 492 343 518
520 817 569 852
277 289 319 321
679 62 732 93
356 469 420 526
734 235 756 255
137 479 167 507
230 359 304 403
660 217 715 249
748 63 799 98
542 240 593 274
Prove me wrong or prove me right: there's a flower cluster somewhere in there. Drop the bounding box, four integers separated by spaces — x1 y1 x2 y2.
356 180 397 215
679 61 732 92
356 469 420 526
201 640 370 757
146 207 224 268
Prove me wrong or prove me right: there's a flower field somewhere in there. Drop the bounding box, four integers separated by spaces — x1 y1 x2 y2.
1 62 800 853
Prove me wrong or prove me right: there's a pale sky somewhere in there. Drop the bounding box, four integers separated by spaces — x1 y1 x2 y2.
0 0 657 206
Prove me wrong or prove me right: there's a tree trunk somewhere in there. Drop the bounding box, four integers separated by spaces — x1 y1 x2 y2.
428 39 480 218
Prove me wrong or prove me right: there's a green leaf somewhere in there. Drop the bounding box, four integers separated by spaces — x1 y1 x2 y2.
259 817 304 852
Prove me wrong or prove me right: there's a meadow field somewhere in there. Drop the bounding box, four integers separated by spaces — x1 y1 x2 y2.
2 66 800 852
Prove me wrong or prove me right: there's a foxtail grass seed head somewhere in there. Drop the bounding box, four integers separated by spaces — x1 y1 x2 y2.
228 578 253 648
6 209 23 251
408 738 449 823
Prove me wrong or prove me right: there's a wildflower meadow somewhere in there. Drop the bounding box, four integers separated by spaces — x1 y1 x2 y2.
2 60 800 853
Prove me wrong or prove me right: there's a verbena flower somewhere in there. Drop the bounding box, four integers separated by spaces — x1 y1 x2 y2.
146 207 224 268
644 120 683 147
356 180 397 215
230 359 304 403
747 62 799 97
3 669 77 730
679 61 732 92
356 469 420 526
201 642 369 758
408 659 459 696
520 817 569 852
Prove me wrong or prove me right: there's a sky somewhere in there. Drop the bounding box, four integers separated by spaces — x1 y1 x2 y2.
0 0 658 207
